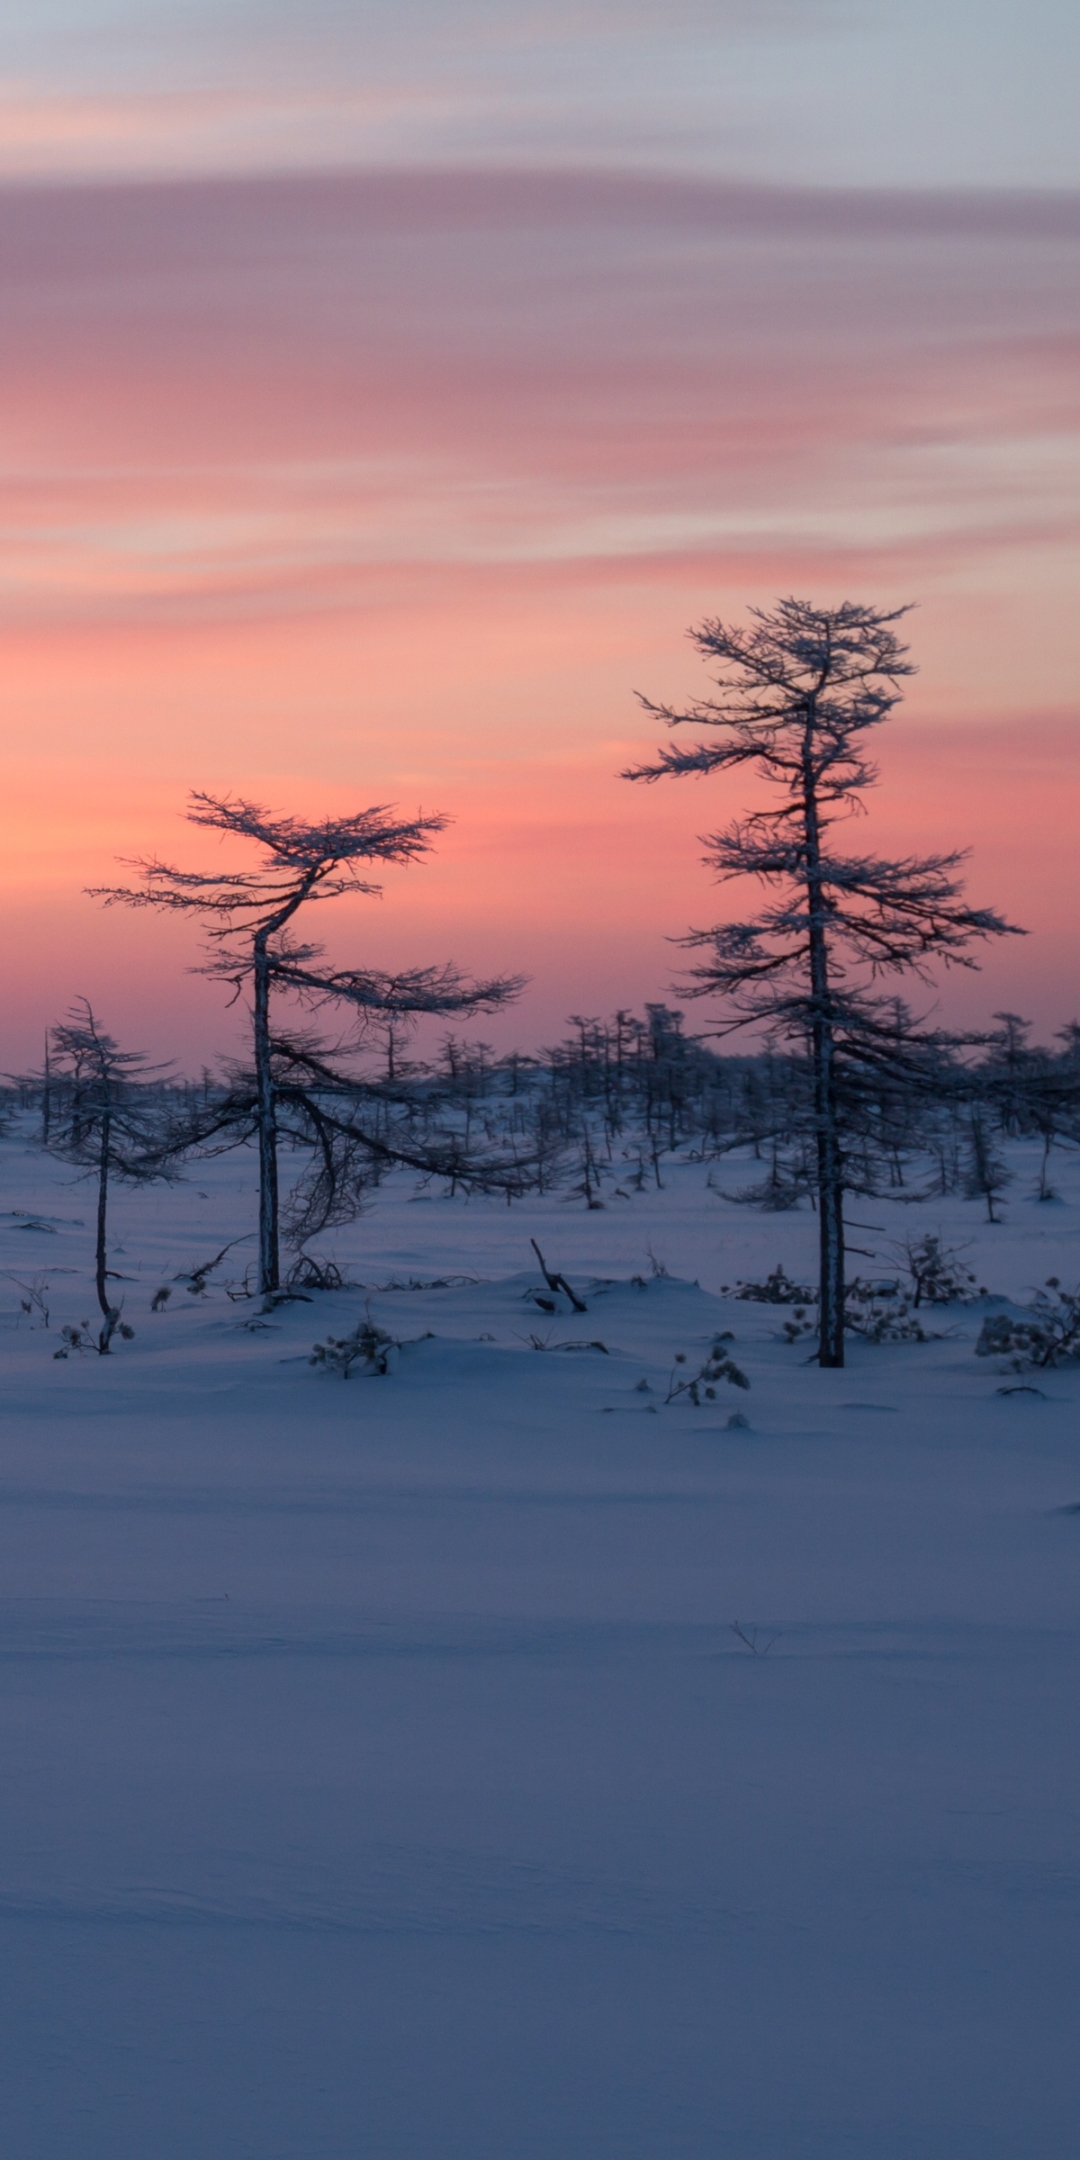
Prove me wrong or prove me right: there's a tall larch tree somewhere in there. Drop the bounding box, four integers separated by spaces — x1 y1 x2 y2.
624 598 1021 1366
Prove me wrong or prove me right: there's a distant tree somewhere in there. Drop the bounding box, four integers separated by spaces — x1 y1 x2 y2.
46 1001 174 1352
41 1031 53 1145
981 1013 1080 1202
963 1109 1013 1224
90 795 522 1293
624 598 1022 1366
985 1011 1034 1136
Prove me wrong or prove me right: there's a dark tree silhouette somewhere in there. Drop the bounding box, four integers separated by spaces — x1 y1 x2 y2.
624 597 1021 1366
46 1001 175 1352
91 795 521 1292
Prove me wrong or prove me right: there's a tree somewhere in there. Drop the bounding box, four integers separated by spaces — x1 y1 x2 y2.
985 1011 1034 1136
91 795 521 1293
624 597 1021 1366
46 1002 174 1353
963 1108 1012 1223
981 1013 1080 1202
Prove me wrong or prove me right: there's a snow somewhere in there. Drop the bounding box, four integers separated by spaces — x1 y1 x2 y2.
1 1125 1078 2157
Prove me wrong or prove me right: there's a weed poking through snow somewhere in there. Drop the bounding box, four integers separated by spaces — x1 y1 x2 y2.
666 1335 749 1404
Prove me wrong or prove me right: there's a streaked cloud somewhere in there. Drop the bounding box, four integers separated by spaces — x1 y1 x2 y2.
0 166 1077 1060
2 173 1076 630
1 0 1077 186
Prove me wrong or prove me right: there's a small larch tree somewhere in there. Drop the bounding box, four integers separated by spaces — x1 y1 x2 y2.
624 597 1022 1366
91 795 521 1293
46 1001 175 1353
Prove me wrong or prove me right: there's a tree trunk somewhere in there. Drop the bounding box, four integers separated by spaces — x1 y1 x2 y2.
1038 1131 1054 1202
802 706 845 1367
253 939 280 1293
95 1110 113 1338
813 1039 845 1365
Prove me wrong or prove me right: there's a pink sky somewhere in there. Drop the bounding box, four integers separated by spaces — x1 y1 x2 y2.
2 169 1078 1066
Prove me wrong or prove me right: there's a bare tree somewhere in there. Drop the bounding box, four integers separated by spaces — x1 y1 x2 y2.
46 1002 175 1352
963 1109 1013 1223
91 795 521 1292
624 598 1021 1365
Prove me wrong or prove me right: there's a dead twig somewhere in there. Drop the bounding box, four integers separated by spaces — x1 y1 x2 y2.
731 1621 779 1657
530 1238 587 1313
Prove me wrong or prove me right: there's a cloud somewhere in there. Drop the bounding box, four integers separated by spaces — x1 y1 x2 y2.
5 0 1080 195
0 164 1077 1055
1 170 1076 620
0 0 859 181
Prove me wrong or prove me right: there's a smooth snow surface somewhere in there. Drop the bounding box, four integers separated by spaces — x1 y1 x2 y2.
1 1129 1078 2158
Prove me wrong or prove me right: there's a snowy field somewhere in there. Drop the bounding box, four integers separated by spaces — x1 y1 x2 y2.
1 1121 1078 2159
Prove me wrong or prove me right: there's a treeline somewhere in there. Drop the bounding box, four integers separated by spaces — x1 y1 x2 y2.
9 997 1079 1243
4 596 1070 1365
296 1002 1080 1219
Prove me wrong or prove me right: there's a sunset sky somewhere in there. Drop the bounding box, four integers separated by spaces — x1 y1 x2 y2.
2 0 1078 1065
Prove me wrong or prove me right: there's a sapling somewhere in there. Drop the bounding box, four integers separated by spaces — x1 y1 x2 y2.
43 1002 175 1354
665 1337 749 1403
893 1232 981 1306
55 1317 134 1359
5 1273 51 1329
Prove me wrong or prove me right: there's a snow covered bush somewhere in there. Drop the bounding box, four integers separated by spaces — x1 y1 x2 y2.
753 1241 980 1350
309 1313 395 1379
725 1265 813 1305
776 1277 939 1347
844 1285 932 1344
975 1281 1080 1371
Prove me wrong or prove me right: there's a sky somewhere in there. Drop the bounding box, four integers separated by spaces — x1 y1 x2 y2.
1 0 1078 1066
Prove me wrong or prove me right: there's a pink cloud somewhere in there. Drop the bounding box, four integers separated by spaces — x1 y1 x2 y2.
0 169 1077 1059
